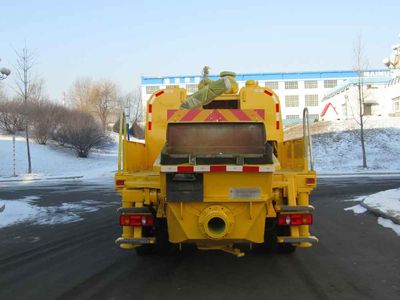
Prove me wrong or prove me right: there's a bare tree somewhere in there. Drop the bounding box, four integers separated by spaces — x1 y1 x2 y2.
63 111 108 158
14 45 38 174
0 100 25 134
68 78 93 111
123 88 144 125
353 35 368 168
90 80 119 130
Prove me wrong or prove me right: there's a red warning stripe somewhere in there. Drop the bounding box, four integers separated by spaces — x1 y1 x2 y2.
264 89 273 96
148 104 152 113
210 165 227 172
160 165 275 173
243 166 259 172
177 166 194 173
167 109 178 119
205 110 227 122
275 103 280 113
155 91 164 97
181 109 202 121
229 109 251 121
254 109 265 119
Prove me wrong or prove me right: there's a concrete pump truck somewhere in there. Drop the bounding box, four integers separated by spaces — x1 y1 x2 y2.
115 68 318 257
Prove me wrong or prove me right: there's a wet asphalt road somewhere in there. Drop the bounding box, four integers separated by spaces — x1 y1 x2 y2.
0 176 399 300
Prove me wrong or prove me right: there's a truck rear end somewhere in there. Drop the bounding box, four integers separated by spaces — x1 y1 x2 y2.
115 73 317 256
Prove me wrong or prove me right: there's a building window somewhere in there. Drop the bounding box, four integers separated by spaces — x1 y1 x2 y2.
324 80 337 88
186 84 198 94
305 94 319 106
285 81 298 89
146 85 160 94
286 114 299 119
166 85 179 89
265 81 279 90
308 114 319 122
304 80 318 89
285 95 299 107
393 96 400 112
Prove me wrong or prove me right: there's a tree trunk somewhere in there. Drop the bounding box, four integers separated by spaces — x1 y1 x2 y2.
358 82 367 168
24 67 32 174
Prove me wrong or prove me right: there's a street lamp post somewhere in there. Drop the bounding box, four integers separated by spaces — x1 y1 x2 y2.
0 58 15 176
0 58 11 80
383 33 400 78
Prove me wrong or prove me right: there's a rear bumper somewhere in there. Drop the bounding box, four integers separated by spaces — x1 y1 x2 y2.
277 236 319 244
115 237 156 245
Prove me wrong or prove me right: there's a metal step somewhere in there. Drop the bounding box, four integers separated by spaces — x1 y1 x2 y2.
115 237 156 245
277 205 315 212
277 236 319 244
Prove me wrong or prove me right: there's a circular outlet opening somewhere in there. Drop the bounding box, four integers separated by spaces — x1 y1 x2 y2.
207 217 226 235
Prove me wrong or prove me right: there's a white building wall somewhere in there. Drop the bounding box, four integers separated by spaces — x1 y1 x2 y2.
141 71 389 123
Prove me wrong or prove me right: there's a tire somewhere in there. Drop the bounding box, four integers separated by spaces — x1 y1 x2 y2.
253 218 278 253
135 218 178 256
277 225 296 254
253 218 297 254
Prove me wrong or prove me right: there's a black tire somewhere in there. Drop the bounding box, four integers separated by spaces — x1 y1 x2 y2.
277 225 297 254
253 218 278 253
135 218 178 256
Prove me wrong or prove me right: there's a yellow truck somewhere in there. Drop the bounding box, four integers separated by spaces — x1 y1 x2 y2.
115 70 317 257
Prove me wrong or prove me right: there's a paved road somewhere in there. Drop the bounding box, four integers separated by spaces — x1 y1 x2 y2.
0 177 399 300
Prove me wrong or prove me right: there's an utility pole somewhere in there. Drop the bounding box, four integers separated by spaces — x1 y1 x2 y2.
0 58 16 176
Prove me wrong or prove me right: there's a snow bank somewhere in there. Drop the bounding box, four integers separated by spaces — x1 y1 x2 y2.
0 196 111 228
362 188 400 223
313 128 400 173
0 134 119 181
377 217 400 236
344 188 400 236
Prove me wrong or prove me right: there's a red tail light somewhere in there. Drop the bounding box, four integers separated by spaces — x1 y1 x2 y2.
119 215 154 227
278 213 313 226
116 179 125 186
306 178 316 185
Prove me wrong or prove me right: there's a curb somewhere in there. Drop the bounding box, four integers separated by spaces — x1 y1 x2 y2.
319 172 400 178
360 201 400 225
0 176 84 183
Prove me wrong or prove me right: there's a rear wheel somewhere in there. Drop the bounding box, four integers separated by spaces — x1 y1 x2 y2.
253 218 278 253
277 225 296 254
135 218 178 256
253 218 297 254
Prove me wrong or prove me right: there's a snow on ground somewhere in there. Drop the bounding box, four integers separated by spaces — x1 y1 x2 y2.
284 116 400 174
377 217 400 236
0 196 111 228
362 188 400 222
0 133 119 182
344 204 367 214
344 189 400 236
313 127 400 173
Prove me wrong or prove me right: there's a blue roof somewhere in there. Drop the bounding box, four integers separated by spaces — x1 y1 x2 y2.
141 69 390 85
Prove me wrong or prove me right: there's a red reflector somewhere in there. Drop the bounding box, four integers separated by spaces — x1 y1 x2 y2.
243 166 259 172
148 122 152 130
155 91 164 97
306 178 316 185
264 89 273 96
116 179 125 186
119 214 154 227
177 166 194 173
275 103 280 113
148 104 152 113
210 165 227 172
278 214 313 226
276 121 280 129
